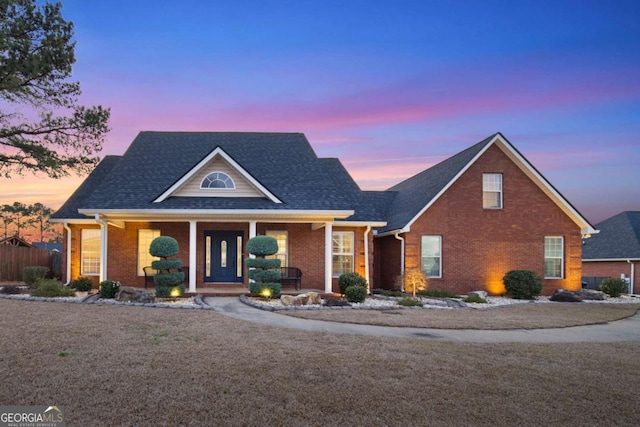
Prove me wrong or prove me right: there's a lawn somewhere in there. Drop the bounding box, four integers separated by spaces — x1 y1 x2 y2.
1 299 639 426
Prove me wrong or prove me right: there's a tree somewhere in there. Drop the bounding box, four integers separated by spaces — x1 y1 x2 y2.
0 0 110 178
28 202 54 241
2 201 28 237
0 204 13 238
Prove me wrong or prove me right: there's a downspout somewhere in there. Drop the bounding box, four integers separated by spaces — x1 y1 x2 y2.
394 232 405 291
63 222 72 286
95 215 108 283
364 226 371 294
628 260 635 295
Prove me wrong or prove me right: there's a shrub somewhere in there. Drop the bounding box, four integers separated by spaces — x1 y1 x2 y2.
395 268 428 297
246 235 279 257
155 284 185 298
151 259 182 271
0 285 21 295
31 280 75 297
249 282 282 298
23 266 49 287
70 277 93 292
149 236 179 258
339 272 367 295
417 289 460 298
152 271 185 286
345 284 366 303
245 258 281 270
503 270 543 300
99 280 120 299
600 278 628 298
463 294 488 304
397 297 423 307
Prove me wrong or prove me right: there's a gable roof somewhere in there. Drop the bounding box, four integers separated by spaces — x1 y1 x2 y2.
51 132 388 224
0 234 33 247
582 211 640 260
378 132 597 235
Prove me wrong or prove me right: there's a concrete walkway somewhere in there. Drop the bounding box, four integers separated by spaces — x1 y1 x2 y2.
203 297 640 343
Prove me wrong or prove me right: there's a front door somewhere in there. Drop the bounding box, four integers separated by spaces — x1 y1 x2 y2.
204 231 243 283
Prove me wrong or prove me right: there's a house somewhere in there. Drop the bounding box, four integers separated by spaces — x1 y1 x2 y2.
373 133 596 295
582 211 639 294
50 131 596 295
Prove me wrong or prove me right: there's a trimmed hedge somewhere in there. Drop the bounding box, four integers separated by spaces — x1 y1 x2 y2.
345 285 366 303
503 270 542 300
600 278 627 297
246 235 279 257
249 282 282 298
99 280 120 299
156 284 185 298
338 272 367 295
245 258 281 270
151 259 183 271
149 236 179 258
70 277 93 292
153 271 185 286
23 266 49 287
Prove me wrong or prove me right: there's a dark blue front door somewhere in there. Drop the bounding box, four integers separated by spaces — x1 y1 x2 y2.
204 231 243 283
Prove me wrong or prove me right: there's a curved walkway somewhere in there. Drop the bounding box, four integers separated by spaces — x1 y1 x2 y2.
203 297 640 343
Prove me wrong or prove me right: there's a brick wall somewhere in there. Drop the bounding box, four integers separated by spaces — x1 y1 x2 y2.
583 260 639 293
378 144 583 295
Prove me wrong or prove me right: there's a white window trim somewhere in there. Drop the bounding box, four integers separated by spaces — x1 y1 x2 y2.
483 173 503 209
421 235 442 278
544 236 564 279
81 229 101 276
138 229 161 276
200 171 236 190
266 230 288 267
332 231 354 277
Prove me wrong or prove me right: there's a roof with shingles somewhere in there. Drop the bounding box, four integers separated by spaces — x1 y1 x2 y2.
51 132 389 222
582 211 640 260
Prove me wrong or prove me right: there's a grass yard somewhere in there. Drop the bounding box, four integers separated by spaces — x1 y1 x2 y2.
282 303 640 329
1 299 639 426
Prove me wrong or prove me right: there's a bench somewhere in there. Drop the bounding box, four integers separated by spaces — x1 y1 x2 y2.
280 267 302 290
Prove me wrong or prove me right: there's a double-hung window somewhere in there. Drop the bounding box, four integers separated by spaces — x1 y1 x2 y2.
483 173 503 209
266 230 288 267
138 229 161 275
421 235 442 278
81 229 101 276
544 236 564 279
332 231 354 276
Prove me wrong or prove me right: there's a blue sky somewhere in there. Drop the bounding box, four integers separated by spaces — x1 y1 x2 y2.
2 0 639 223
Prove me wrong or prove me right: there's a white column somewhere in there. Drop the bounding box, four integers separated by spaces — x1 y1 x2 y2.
249 221 257 260
98 217 108 283
364 226 371 294
189 221 197 293
324 222 333 293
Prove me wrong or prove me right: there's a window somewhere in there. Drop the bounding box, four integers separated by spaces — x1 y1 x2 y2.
332 231 354 276
421 235 442 278
200 172 235 189
483 173 502 209
138 229 161 275
544 236 564 279
81 229 101 276
266 231 288 267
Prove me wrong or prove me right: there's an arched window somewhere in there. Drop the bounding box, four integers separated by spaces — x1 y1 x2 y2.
200 172 235 189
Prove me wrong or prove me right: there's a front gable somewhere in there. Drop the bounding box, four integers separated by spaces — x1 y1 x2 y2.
153 147 282 203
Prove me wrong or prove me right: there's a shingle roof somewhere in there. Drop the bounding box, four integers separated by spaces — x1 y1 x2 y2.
378 133 497 233
52 132 388 222
582 211 640 260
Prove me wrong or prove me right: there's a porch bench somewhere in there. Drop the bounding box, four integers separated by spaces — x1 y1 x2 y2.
280 267 302 290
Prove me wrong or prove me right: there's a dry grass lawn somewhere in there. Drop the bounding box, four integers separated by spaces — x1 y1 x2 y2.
282 303 640 329
1 299 639 426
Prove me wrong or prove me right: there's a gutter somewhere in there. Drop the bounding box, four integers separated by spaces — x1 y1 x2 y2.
628 260 635 295
394 232 405 291
364 225 371 294
63 223 72 286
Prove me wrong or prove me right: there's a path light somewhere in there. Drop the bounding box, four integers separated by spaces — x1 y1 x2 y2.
170 287 182 298
260 288 272 299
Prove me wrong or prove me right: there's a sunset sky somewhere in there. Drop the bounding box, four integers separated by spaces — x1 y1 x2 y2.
1 0 638 224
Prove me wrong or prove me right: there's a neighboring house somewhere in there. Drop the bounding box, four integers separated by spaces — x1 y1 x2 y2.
51 131 596 295
582 211 640 294
373 133 596 295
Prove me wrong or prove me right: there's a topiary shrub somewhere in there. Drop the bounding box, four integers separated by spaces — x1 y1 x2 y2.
599 278 627 298
338 272 367 295
156 284 186 298
149 236 185 291
345 284 366 303
99 280 120 299
246 235 281 298
503 270 543 300
395 268 429 297
23 266 49 287
31 280 75 297
70 277 93 292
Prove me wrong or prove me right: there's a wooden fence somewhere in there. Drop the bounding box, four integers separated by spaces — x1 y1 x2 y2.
0 245 58 281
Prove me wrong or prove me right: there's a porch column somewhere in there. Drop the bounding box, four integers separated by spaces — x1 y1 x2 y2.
97 216 108 283
189 221 197 293
324 222 333 293
249 220 256 260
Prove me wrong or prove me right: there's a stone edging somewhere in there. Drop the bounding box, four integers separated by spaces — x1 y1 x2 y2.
239 294 468 311
0 292 214 310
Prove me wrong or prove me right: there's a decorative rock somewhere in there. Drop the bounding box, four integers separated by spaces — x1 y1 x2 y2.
280 295 294 306
307 292 322 305
324 298 351 307
292 294 309 306
116 286 155 303
577 290 607 301
550 289 582 303
468 290 488 300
